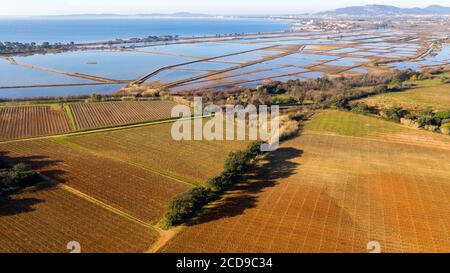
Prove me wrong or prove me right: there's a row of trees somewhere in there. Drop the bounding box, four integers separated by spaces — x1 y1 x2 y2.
0 35 181 55
348 102 450 134
163 112 304 227
183 69 426 109
164 141 266 227
0 41 76 55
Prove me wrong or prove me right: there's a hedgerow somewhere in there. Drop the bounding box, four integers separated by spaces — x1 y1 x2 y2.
164 140 267 227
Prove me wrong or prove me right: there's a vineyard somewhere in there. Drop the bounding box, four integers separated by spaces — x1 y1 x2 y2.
0 118 248 252
0 139 191 222
0 186 158 253
161 111 450 252
62 122 250 184
70 101 179 130
0 105 73 141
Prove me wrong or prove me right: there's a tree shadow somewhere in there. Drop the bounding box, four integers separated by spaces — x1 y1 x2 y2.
0 151 65 216
187 147 303 226
0 196 42 216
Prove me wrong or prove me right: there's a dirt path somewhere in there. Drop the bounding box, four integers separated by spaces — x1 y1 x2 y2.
146 226 184 253
42 174 186 253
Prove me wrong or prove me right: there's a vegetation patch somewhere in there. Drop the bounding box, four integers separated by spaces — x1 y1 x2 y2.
63 103 78 131
0 160 39 196
163 140 267 227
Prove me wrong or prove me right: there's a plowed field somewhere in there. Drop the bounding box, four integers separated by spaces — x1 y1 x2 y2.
0 105 72 141
70 101 178 130
161 110 450 253
0 186 158 253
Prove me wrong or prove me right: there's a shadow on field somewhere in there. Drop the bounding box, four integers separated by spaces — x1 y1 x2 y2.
0 196 42 216
188 147 303 226
0 151 64 216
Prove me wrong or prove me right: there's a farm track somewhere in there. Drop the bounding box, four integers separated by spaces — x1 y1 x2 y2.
0 185 159 253
160 111 450 253
0 114 246 252
41 176 153 228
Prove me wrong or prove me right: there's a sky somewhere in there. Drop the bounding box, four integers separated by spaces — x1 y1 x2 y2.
1 0 449 16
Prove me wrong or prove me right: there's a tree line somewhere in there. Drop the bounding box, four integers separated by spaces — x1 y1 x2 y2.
164 141 267 227
0 159 39 196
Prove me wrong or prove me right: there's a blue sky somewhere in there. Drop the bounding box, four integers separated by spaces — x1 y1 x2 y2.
2 0 449 16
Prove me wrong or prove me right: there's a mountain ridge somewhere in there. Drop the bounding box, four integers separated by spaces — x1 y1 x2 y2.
317 4 450 16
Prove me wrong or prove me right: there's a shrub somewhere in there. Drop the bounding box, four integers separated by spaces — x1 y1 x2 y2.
350 103 375 115
244 141 266 160
435 111 450 120
206 176 229 193
224 150 251 175
164 186 212 226
279 120 300 141
0 163 38 195
416 108 440 127
373 84 388 93
288 112 305 122
383 106 408 123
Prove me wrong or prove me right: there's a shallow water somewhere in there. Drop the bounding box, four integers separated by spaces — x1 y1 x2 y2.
0 84 124 99
15 50 197 80
148 69 206 83
326 57 369 67
390 44 450 70
0 59 94 86
143 42 264 58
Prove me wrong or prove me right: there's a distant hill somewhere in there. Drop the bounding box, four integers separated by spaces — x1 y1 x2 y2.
317 4 450 16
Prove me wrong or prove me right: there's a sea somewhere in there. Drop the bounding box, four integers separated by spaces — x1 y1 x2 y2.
0 17 290 99
0 17 290 43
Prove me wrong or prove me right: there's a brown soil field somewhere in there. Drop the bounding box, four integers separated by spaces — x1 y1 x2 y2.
160 111 450 253
0 105 72 141
62 122 249 184
0 139 190 222
70 100 179 130
0 186 158 253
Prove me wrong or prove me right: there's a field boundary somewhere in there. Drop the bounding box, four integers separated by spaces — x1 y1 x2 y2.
303 130 450 151
51 137 200 187
0 114 210 144
36 175 153 228
63 103 78 131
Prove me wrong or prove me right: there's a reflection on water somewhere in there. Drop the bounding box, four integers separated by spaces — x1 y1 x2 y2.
14 50 197 80
0 59 95 86
390 44 450 70
0 84 124 99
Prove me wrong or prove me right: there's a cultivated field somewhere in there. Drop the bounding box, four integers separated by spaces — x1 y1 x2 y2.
356 77 450 111
0 186 158 253
0 139 190 222
60 122 250 184
161 110 450 252
70 100 179 130
0 105 73 141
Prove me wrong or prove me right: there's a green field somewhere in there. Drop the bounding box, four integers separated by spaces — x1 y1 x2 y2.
356 74 450 111
304 110 406 137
